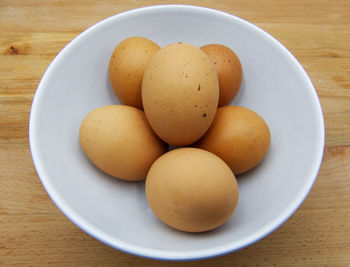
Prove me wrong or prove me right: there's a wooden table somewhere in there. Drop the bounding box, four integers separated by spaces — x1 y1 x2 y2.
1 0 349 266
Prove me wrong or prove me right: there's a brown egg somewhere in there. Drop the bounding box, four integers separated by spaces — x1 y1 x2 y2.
195 106 270 175
200 44 242 106
79 105 167 181
109 37 160 109
145 148 239 233
142 42 219 146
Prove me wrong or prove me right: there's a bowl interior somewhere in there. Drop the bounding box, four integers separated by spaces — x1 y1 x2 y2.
30 5 324 260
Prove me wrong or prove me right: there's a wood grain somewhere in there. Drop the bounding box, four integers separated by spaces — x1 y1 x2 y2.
1 0 350 266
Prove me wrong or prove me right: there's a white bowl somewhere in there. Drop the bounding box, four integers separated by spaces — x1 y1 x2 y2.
29 5 325 261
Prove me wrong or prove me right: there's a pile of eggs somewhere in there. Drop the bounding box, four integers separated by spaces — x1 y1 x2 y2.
79 37 270 233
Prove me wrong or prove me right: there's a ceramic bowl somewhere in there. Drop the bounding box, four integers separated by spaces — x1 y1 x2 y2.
29 5 325 261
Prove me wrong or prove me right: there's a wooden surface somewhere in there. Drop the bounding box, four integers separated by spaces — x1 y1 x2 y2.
1 0 350 266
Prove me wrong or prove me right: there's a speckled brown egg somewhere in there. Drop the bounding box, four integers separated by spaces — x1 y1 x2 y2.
201 44 242 106
142 42 219 146
145 148 239 232
79 105 168 181
195 106 270 175
109 37 160 109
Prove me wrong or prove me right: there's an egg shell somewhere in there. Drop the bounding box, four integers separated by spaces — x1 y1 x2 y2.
142 42 219 146
201 44 242 107
79 105 168 181
195 106 270 175
109 37 160 109
145 148 239 233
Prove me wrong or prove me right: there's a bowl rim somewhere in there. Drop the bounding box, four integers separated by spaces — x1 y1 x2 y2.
29 4 325 261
